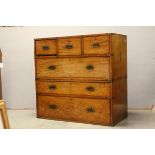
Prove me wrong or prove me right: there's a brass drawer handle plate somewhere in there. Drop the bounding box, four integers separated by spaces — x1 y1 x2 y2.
92 42 100 48
86 107 95 113
86 64 94 70
86 86 95 92
48 65 56 70
49 104 57 109
42 45 50 50
65 44 73 49
49 85 57 90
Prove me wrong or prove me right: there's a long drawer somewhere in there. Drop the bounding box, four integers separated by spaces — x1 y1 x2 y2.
37 96 111 125
36 57 110 80
36 80 111 98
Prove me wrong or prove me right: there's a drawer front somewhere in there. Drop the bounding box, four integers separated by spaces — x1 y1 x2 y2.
36 81 111 98
37 96 72 120
37 96 111 125
58 37 81 55
71 98 110 125
35 39 57 56
36 81 70 95
70 82 111 97
83 35 110 55
36 57 110 80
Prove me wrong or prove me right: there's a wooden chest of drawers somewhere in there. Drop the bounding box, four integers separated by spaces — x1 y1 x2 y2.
34 33 127 126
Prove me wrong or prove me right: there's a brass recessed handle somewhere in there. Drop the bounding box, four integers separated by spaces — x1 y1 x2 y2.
86 64 94 70
86 107 95 113
49 104 57 109
48 65 56 70
92 42 100 48
49 85 57 90
65 44 73 49
42 45 49 50
86 86 95 92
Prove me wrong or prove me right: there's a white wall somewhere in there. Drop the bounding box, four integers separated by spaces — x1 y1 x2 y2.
0 26 155 109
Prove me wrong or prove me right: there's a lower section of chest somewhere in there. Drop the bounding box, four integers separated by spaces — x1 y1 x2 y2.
37 95 111 125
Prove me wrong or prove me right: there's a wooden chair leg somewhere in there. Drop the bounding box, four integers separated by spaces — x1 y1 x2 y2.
0 100 10 129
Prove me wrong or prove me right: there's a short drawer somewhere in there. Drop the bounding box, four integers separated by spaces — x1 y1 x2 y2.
71 97 111 125
37 96 111 125
35 39 57 56
37 96 72 120
36 81 71 95
58 37 81 55
70 82 111 97
36 81 111 98
83 35 110 55
36 57 110 80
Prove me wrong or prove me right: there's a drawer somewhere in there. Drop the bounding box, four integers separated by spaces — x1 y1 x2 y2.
70 82 111 97
35 39 57 56
83 35 110 55
71 97 111 125
58 37 81 55
37 96 111 125
36 81 70 95
36 80 111 98
36 57 110 80
37 96 72 120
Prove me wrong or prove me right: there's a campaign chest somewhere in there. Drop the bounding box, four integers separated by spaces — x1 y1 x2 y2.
34 33 127 126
